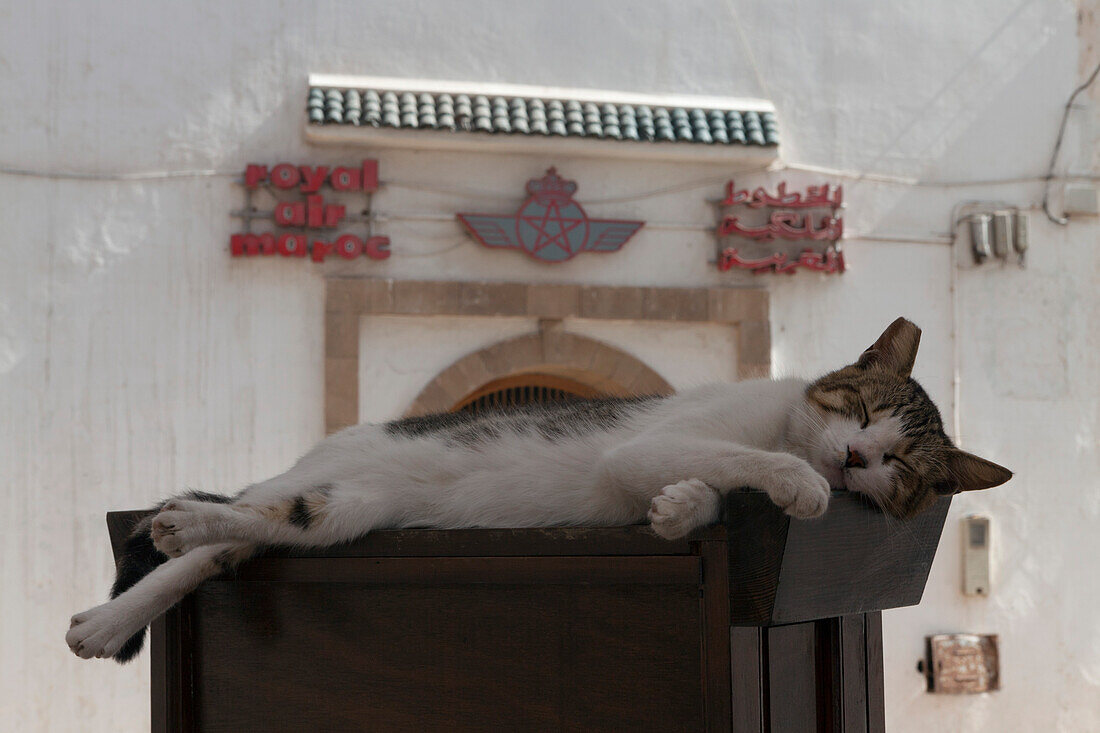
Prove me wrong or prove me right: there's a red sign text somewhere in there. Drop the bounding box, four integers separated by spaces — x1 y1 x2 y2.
230 159 389 262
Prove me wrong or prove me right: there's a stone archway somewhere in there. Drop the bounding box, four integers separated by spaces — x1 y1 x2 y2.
324 278 769 433
404 327 674 417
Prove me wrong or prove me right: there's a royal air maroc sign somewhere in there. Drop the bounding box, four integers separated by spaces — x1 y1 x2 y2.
457 168 644 263
230 160 390 262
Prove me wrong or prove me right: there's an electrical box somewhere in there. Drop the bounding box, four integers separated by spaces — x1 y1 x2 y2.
1012 211 1029 259
963 208 1026 265
969 214 992 262
1063 183 1100 216
963 515 990 596
990 212 1012 259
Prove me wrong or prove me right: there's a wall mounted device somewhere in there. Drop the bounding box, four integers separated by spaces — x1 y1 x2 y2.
969 214 992 263
1012 210 1029 260
959 206 1028 266
962 514 991 596
919 634 1000 693
990 212 1012 259
1062 182 1100 216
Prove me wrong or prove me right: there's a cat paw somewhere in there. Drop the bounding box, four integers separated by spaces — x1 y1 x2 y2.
151 500 213 557
648 479 721 540
761 458 830 519
66 600 142 660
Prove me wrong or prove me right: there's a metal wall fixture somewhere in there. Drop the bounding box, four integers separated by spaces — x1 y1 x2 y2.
962 515 991 596
961 207 1028 265
991 211 1012 259
969 214 992 262
919 634 1000 694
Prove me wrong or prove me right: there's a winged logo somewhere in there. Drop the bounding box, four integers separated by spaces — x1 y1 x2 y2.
457 168 644 263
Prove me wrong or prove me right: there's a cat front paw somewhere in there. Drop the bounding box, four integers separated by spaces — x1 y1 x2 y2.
648 479 721 540
761 458 830 519
67 599 142 660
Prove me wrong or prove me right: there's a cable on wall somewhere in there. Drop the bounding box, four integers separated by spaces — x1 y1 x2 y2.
1042 58 1100 225
4 161 1098 198
0 166 239 181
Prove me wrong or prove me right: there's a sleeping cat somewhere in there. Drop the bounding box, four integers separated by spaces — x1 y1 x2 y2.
66 317 1011 663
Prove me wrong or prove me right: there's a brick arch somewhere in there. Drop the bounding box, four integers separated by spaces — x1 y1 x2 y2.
405 329 674 417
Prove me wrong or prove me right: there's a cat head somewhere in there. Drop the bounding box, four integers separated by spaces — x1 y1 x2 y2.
788 317 1012 518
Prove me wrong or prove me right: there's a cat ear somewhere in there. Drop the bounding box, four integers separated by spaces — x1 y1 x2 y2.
934 449 1013 495
856 317 921 378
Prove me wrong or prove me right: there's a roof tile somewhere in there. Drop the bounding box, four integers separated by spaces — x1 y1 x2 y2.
307 86 777 147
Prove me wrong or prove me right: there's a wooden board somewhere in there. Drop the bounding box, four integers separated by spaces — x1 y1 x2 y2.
107 510 704 561
725 492 951 625
191 581 705 732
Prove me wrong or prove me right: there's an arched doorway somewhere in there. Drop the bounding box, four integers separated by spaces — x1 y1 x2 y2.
404 331 673 418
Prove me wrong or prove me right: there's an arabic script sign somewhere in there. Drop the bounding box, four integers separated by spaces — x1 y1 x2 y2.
457 168 644 263
230 160 390 262
716 180 844 274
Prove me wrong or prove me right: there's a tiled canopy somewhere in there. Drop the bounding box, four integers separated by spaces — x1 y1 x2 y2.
307 80 778 148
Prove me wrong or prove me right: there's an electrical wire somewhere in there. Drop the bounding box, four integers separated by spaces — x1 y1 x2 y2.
5 161 1098 199
397 240 469 257
380 209 953 243
0 166 239 181
1042 58 1100 225
722 0 773 101
385 166 760 205
0 163 984 246
782 162 1098 188
0 159 1061 249
950 223 962 446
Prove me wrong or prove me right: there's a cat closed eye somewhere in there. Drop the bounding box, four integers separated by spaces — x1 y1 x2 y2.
883 454 913 470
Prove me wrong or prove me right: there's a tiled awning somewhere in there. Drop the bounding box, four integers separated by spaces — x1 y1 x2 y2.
304 75 779 163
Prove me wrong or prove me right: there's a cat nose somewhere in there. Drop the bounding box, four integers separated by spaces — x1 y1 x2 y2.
844 447 867 469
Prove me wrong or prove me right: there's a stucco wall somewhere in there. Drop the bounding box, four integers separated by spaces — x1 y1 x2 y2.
1 1 1097 730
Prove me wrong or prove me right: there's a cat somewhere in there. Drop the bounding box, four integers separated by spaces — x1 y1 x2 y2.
66 317 1011 663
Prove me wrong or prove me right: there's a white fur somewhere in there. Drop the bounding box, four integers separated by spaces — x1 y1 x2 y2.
647 479 722 539
67 542 252 658
786 406 903 502
69 378 841 660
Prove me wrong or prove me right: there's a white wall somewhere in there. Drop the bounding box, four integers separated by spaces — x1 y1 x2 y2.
1 1 1097 730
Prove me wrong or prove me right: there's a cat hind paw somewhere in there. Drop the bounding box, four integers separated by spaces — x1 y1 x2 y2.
151 500 213 557
648 479 720 540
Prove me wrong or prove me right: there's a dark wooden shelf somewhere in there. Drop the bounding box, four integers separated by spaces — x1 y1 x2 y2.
107 489 950 732
724 490 950 625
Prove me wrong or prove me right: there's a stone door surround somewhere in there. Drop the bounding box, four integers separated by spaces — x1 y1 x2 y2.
325 278 770 433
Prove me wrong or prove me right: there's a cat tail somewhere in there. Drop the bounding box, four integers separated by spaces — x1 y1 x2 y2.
109 490 235 663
